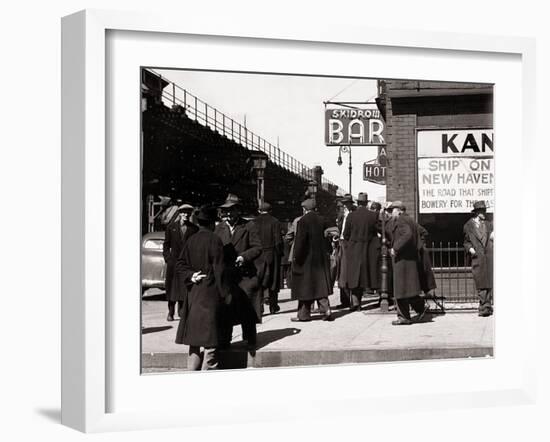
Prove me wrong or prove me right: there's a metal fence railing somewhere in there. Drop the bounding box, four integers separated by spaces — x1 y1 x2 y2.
427 242 478 305
146 69 342 194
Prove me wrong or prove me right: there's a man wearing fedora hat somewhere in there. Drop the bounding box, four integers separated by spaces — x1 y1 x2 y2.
387 201 428 325
253 201 284 315
290 198 334 321
163 203 198 322
214 193 263 349
464 201 494 317
334 194 354 308
175 206 230 370
342 192 379 311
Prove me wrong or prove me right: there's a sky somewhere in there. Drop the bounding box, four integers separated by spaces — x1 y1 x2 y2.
155 68 386 202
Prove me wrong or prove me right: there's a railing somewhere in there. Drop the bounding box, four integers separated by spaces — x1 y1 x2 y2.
427 242 478 305
146 69 343 192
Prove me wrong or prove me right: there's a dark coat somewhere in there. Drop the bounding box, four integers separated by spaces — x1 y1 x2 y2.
463 218 493 289
417 224 437 293
291 211 333 301
175 229 230 347
368 233 382 289
253 213 283 292
163 220 198 302
214 218 263 323
343 206 379 289
389 213 422 299
336 212 349 289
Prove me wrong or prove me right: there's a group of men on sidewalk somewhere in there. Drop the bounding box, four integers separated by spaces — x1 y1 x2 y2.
159 191 493 370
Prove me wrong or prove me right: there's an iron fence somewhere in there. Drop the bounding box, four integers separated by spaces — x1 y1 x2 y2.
427 242 478 305
146 69 343 193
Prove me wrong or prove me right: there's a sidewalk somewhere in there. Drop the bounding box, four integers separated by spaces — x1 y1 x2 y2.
142 289 493 373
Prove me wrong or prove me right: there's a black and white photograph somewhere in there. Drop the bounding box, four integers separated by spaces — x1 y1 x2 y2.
140 68 494 373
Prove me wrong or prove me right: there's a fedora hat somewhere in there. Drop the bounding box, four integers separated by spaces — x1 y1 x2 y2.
177 203 194 212
357 192 369 203
219 193 242 208
387 200 406 210
258 201 272 211
471 200 487 212
301 198 316 210
196 205 219 223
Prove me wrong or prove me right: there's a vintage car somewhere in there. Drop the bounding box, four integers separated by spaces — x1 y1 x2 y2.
141 231 166 294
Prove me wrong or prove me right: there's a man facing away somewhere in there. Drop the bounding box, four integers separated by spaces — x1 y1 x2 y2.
387 201 429 325
290 198 334 322
342 192 379 311
463 200 494 317
175 206 230 370
162 204 198 321
253 202 283 315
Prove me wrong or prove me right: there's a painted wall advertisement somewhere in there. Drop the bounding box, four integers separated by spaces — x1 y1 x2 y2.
417 129 494 213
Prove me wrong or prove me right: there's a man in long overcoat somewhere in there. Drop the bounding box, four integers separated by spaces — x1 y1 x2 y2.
343 192 379 311
387 201 428 325
162 204 198 321
253 202 283 314
335 195 354 308
175 206 230 370
290 199 334 322
214 194 263 349
463 200 494 316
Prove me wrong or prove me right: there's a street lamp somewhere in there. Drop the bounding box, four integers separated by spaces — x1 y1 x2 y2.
250 150 268 207
337 145 352 195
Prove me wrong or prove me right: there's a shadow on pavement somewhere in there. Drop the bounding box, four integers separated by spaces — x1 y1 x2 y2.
142 325 173 334
218 327 301 369
142 292 167 301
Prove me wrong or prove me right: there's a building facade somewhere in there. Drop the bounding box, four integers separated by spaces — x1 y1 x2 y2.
376 80 493 244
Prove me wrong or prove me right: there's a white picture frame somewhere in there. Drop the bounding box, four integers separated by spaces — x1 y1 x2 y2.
61 9 537 433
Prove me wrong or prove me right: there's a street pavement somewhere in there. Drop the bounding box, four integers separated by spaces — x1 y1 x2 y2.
142 288 493 373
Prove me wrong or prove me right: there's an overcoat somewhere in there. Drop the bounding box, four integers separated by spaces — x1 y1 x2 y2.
389 213 422 299
463 218 493 289
163 220 198 302
253 213 283 292
368 233 382 289
336 213 349 289
417 224 437 293
175 229 230 347
291 211 333 301
343 206 379 289
214 218 263 323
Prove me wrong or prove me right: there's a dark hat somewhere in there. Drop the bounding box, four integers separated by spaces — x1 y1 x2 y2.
301 198 316 210
357 192 369 203
178 203 194 212
387 200 406 210
196 205 219 223
471 201 487 212
370 202 382 211
258 201 272 211
219 193 242 208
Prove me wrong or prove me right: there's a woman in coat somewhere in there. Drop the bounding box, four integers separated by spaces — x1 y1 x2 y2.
175 206 230 370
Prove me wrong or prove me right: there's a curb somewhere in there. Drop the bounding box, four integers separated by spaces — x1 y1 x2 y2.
142 346 493 371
